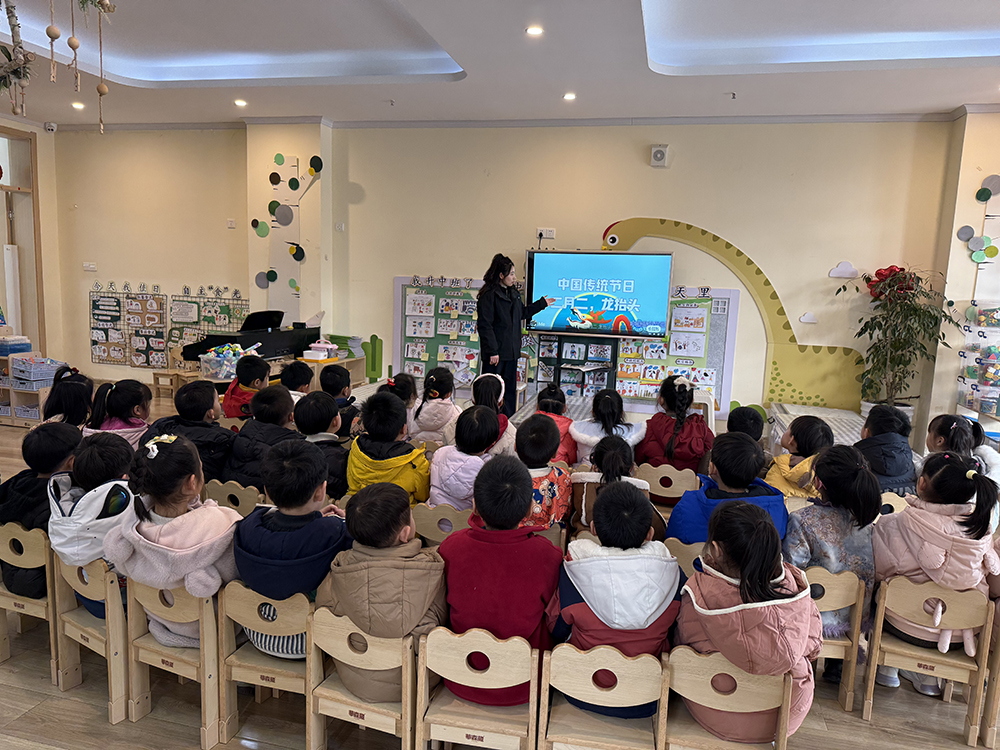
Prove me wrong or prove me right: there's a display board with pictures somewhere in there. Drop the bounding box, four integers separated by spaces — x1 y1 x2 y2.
90 292 129 365
393 275 484 389
123 293 169 368
536 333 618 398
615 287 738 415
166 293 250 348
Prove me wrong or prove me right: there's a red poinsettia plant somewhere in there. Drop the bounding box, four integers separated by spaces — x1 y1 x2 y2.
837 265 958 405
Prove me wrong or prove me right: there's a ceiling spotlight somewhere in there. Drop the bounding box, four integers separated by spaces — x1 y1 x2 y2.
526 25 543 36
71 102 84 110
234 99 247 107
563 92 576 101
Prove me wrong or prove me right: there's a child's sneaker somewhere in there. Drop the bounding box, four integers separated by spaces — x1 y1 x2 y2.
875 666 900 688
899 669 942 697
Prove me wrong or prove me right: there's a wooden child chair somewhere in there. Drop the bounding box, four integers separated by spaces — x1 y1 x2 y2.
218 581 313 743
664 539 701 578
409 440 443 462
416 627 540 750
54 558 128 723
806 567 865 712
0 522 59 684
877 492 908 519
126 579 221 750
307 608 416 750
537 524 567 552
538 643 667 750
569 481 662 543
635 464 699 508
980 605 1000 747
413 503 472 546
203 479 264 518
862 577 993 746
664 646 794 750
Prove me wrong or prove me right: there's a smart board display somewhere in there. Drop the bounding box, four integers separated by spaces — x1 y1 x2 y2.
526 251 672 337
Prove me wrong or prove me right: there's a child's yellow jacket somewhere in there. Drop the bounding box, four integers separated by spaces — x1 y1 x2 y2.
765 454 819 499
347 435 430 505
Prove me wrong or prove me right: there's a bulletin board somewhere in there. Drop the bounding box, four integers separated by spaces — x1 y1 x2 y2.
392 275 484 388
166 293 250 348
124 293 168 369
615 287 739 417
90 292 128 365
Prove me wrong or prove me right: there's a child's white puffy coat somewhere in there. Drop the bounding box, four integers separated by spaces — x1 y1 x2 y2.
569 419 647 466
410 399 462 444
427 446 490 512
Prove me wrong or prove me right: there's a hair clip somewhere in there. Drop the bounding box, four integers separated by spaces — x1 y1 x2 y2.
144 434 177 459
70 367 79 375
967 469 978 480
674 375 693 389
387 378 395 387
429 389 440 398
949 420 958 431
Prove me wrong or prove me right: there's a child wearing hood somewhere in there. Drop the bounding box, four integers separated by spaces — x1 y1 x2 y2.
429 406 498 511
443 373 517 457
104 435 242 648
854 405 917 496
316 482 447 703
569 389 646 467
873 452 1000 697
674 501 822 744
547 482 682 718
410 368 462 444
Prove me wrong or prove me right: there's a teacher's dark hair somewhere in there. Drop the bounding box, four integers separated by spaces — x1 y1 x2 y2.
478 253 515 302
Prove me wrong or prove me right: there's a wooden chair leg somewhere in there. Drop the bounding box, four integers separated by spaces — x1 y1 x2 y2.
201 667 220 750
13 613 39 634
862 652 878 721
220 671 239 744
306 700 326 750
56 629 82 691
254 684 271 704
107 646 127 725
178 675 190 685
840 652 857 713
128 653 151 722
966 675 988 747
945 680 955 704
983 666 1000 748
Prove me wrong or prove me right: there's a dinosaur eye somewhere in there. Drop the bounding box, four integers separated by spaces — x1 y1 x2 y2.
606 234 619 247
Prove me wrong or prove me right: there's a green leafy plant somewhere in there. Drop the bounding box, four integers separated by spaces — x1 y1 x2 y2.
836 265 959 405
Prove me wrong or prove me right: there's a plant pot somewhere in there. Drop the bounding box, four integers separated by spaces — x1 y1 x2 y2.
861 400 916 423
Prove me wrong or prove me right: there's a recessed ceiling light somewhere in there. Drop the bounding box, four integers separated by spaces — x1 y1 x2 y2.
234 99 247 107
563 92 576 101
526 25 543 36
71 102 84 110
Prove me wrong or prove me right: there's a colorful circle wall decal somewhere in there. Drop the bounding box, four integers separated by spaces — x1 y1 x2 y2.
255 271 269 289
255 222 270 238
973 250 988 263
269 172 281 186
289 278 300 291
988 247 1000 259
266 270 278 283
977 187 993 203
288 243 305 261
288 177 300 191
309 155 323 173
274 204 294 226
274 153 284 166
970 236 986 252
958 225 975 242
251 219 259 228
984 175 1000 193
268 200 280 216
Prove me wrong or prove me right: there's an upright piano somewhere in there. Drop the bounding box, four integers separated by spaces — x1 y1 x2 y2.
181 310 319 362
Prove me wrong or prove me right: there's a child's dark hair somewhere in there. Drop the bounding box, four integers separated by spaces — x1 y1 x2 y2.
473 455 532 530
456 406 500 455
927 414 976 455
361 392 408 442
592 389 629 436
788 415 834 457
727 407 764 442
515 413 561 469
377 374 417 406
864 405 912 438
294 391 340 436
707 500 792 604
129 435 202 522
592 481 653 549
22 422 82 474
921 452 999 540
87 379 152 430
279 360 314 392
415 367 454 419
659 375 694 458
236 355 270 387
591 436 634 485
537 384 567 416
73 433 134 492
320 364 351 396
250 385 294 426
43 366 94 427
472 373 504 413
710 432 765 489
813 445 881 528
174 380 218 422
261 440 328 509
346 483 412 548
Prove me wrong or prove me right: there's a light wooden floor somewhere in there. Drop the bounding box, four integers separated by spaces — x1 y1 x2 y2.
0 611 986 750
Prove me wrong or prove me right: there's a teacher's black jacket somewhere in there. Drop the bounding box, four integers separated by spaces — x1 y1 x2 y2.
477 285 548 361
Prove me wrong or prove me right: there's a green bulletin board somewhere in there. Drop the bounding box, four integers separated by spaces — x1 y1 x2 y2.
399 280 482 387
167 294 250 348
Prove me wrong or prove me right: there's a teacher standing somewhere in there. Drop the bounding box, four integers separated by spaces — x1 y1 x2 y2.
477 253 554 417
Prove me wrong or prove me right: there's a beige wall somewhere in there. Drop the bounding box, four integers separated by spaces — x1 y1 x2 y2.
338 122 952 405
54 128 248 380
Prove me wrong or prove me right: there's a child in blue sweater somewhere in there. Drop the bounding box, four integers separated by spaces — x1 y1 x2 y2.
665 432 785 544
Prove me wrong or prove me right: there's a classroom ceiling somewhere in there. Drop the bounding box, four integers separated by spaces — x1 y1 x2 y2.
6 0 1000 127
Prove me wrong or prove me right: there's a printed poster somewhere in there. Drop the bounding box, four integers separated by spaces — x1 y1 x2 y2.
90 292 128 365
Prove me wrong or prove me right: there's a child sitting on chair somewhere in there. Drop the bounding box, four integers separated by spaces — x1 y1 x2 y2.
347 392 430 505
223 355 270 419
438 456 562 706
514 413 572 529
294 391 350 500
569 389 646 467
234 440 351 659
854 405 916 496
666 432 784 544
443 373 517 457
765 415 833 499
279 360 314 404
224 385 304 492
547 481 682 719
674 501 822 744
320 364 359 438
428 406 498 511
569 435 655 541
635 376 714 473
410 368 462 444
317 482 446 702
84 380 152 450
535 384 577 465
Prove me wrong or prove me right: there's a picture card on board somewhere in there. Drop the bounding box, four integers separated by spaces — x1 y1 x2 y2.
617 379 641 398
618 338 643 357
405 294 434 317
537 362 554 382
588 344 613 361
439 297 463 315
669 332 706 358
406 317 435 338
643 342 668 360
539 339 558 358
458 320 477 336
404 361 426 378
437 318 459 335
671 305 708 333
665 366 692 380
405 342 427 359
690 367 717 386
562 342 586 360
642 363 668 382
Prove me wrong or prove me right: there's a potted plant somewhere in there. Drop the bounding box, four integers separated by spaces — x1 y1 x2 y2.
836 264 959 416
